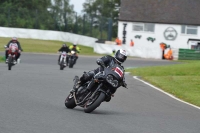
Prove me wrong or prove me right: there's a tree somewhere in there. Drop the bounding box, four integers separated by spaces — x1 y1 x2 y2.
82 0 121 39
0 0 52 29
50 0 74 31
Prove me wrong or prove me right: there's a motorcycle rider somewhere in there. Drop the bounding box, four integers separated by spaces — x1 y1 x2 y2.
72 49 128 93
5 37 23 64
58 43 71 66
69 43 81 64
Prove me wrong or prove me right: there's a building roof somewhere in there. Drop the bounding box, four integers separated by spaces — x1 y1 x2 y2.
119 0 200 25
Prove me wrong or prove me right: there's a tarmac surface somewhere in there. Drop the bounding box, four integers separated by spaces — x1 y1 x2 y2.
0 53 199 133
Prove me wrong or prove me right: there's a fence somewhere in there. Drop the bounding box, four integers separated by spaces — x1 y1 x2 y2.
178 49 200 60
0 7 114 41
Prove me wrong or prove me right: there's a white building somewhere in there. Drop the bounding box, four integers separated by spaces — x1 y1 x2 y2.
117 0 200 59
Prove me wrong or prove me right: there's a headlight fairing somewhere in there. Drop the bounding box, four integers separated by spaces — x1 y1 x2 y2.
106 74 118 88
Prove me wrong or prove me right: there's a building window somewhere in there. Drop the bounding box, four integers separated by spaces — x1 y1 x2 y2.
181 25 197 35
133 23 155 32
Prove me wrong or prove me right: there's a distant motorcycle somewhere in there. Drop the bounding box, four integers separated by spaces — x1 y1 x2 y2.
68 50 77 68
65 63 128 113
4 45 18 70
59 51 67 70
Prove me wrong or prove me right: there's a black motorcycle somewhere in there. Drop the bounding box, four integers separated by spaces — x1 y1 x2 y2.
65 64 128 113
68 50 77 68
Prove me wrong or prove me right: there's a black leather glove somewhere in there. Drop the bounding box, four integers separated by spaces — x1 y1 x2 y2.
96 59 105 67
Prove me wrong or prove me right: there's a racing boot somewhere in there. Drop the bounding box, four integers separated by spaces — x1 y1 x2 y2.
13 60 17 65
64 62 67 66
5 58 8 64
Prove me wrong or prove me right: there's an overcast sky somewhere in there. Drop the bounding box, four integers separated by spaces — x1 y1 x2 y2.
70 0 86 14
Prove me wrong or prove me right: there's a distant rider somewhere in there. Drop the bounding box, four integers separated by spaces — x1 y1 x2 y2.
69 43 81 64
72 49 128 95
58 43 71 66
5 37 23 64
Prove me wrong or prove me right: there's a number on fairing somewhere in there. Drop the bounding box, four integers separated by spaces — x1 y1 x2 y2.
114 67 123 77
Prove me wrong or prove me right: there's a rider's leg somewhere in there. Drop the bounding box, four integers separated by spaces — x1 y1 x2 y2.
5 50 8 59
58 55 61 64
73 67 103 90
5 50 8 62
66 56 69 66
16 52 21 60
73 70 95 91
12 52 18 64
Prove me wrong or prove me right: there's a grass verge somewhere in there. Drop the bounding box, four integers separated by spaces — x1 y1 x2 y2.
0 37 104 56
0 56 4 62
126 60 200 107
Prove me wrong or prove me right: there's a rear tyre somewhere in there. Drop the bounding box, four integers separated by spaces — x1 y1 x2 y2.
65 93 77 109
84 92 105 113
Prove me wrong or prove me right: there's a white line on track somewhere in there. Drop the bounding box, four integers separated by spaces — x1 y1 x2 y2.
133 76 200 110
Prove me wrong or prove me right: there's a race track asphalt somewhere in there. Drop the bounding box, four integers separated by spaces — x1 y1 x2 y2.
0 53 199 133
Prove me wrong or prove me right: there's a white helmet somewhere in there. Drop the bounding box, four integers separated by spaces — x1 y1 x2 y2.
114 49 127 64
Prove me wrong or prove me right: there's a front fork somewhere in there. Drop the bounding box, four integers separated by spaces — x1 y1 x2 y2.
60 55 66 63
8 54 15 62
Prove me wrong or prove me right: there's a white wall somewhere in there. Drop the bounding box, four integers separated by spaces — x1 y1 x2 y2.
117 21 200 58
0 27 97 47
0 26 181 59
94 43 164 59
118 21 200 49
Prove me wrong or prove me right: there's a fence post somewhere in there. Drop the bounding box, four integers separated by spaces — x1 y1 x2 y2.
90 16 93 36
107 18 113 41
35 9 38 29
7 7 10 27
82 14 86 35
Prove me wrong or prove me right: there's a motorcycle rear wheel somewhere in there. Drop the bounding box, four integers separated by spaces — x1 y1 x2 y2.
65 93 77 109
84 92 105 113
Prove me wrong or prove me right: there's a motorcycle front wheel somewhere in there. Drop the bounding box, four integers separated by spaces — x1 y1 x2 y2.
65 93 77 109
60 59 64 70
8 56 12 70
68 59 74 68
84 92 105 113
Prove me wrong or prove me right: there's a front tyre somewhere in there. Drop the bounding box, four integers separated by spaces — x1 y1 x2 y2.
60 65 64 70
84 92 105 113
8 56 12 70
60 59 64 70
65 93 77 109
68 59 74 68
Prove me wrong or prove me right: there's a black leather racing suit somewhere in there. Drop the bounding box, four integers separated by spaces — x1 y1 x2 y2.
78 55 127 90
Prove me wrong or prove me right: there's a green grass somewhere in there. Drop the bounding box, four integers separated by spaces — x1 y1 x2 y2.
126 61 200 107
0 56 4 62
0 37 104 56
